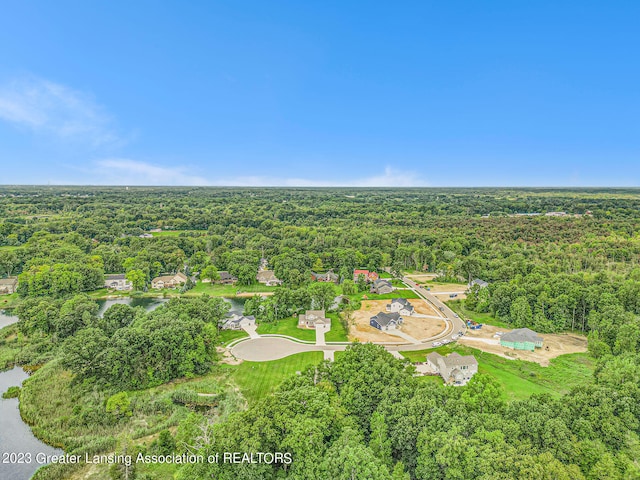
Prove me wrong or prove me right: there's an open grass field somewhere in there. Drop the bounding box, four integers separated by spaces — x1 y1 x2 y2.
400 344 594 401
257 316 317 341
221 352 324 403
0 293 20 309
184 281 277 297
255 314 349 342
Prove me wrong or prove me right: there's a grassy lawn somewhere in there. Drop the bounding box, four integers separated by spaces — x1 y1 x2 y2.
150 230 201 237
447 300 511 328
256 316 316 341
400 344 594 401
221 352 324 404
184 281 277 297
218 329 248 345
0 293 21 309
256 314 350 342
325 314 349 342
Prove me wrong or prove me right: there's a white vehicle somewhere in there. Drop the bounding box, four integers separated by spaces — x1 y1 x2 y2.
432 341 442 347
453 314 459 318
451 334 460 340
442 339 452 344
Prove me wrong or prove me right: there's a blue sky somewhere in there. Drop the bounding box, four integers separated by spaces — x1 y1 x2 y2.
0 1 639 186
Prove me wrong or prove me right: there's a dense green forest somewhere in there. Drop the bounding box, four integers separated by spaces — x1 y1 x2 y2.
1 187 640 479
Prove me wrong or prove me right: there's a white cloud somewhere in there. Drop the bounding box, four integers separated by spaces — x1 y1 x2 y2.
95 159 210 186
87 160 427 187
0 77 118 146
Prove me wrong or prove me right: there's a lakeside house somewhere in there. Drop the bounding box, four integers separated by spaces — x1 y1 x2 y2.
151 272 188 289
370 279 393 294
427 352 478 386
353 269 379 283
298 310 331 329
218 271 238 285
386 298 414 316
500 328 543 351
221 314 256 330
0 277 18 295
104 274 133 291
256 270 282 286
370 311 403 331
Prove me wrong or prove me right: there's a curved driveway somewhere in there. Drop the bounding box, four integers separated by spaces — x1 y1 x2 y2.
230 277 468 361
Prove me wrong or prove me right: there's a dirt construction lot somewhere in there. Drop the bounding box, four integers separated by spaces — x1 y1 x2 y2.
350 299 446 343
459 324 588 366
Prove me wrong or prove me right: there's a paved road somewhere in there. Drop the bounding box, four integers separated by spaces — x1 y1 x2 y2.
231 276 468 361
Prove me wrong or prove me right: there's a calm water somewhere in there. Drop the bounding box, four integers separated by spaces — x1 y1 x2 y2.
0 310 18 329
96 297 168 316
0 367 63 480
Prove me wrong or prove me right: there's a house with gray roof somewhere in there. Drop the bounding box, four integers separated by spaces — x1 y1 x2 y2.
218 271 238 284
370 311 403 331
470 278 489 288
500 328 543 351
427 352 478 386
311 270 339 284
386 298 414 316
370 279 393 295
221 314 256 330
298 310 331 329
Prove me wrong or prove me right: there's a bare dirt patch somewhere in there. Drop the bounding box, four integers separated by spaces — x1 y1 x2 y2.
350 299 446 343
217 346 243 365
459 324 588 366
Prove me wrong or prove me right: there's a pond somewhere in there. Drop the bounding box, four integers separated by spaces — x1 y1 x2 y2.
96 296 244 316
0 309 19 329
0 367 63 480
95 297 168 316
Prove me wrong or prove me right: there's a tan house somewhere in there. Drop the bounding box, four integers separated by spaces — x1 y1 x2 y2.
427 352 478 386
298 310 331 329
151 272 188 289
256 270 282 286
0 277 18 295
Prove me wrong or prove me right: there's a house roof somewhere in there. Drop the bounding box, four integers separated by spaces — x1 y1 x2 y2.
219 271 237 281
441 352 478 367
105 274 126 281
371 311 401 327
471 278 489 288
256 270 279 282
0 277 18 285
152 272 187 283
312 270 339 281
427 352 443 364
300 310 330 325
501 328 543 343
391 298 412 307
372 279 392 287
427 351 477 368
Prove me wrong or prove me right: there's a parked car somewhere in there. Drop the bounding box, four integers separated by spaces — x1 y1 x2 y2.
432 341 442 347
442 339 452 344
453 314 459 318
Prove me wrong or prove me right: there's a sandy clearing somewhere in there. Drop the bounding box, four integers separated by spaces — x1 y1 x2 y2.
459 324 588 366
350 299 446 343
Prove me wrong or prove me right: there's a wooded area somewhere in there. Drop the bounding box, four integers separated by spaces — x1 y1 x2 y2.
1 187 639 479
